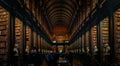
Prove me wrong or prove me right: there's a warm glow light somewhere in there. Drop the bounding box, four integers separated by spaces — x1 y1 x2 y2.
53 24 67 35
56 36 65 41
52 41 56 43
65 41 69 43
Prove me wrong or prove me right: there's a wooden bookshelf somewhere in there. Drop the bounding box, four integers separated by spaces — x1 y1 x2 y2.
100 18 109 52
114 8 120 65
91 26 97 55
15 18 22 52
0 6 9 66
38 35 41 51
26 26 31 50
100 18 110 62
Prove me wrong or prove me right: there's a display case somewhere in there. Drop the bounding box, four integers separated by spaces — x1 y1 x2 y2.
0 6 9 65
114 8 120 65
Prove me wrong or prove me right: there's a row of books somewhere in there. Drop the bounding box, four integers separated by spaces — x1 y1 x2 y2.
114 8 120 65
0 6 9 63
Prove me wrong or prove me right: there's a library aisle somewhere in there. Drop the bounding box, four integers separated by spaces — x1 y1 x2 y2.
0 0 120 66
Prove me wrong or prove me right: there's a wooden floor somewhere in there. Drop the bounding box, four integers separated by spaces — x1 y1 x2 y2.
42 59 83 66
73 59 83 66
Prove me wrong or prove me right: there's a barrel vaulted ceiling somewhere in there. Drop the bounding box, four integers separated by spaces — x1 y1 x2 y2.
0 0 119 44
42 0 82 41
0 0 92 43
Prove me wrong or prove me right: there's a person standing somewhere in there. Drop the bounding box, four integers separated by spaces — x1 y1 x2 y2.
52 47 59 66
45 51 53 66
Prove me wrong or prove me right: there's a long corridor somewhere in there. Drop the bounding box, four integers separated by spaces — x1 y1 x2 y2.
42 57 83 66
0 0 120 66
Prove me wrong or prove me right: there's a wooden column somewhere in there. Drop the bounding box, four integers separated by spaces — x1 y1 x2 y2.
36 32 38 50
89 28 93 56
21 22 26 66
81 33 83 52
8 14 15 65
40 37 42 53
108 10 115 64
80 34 82 53
31 30 33 48
97 23 102 64
84 32 87 53
78 34 80 54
